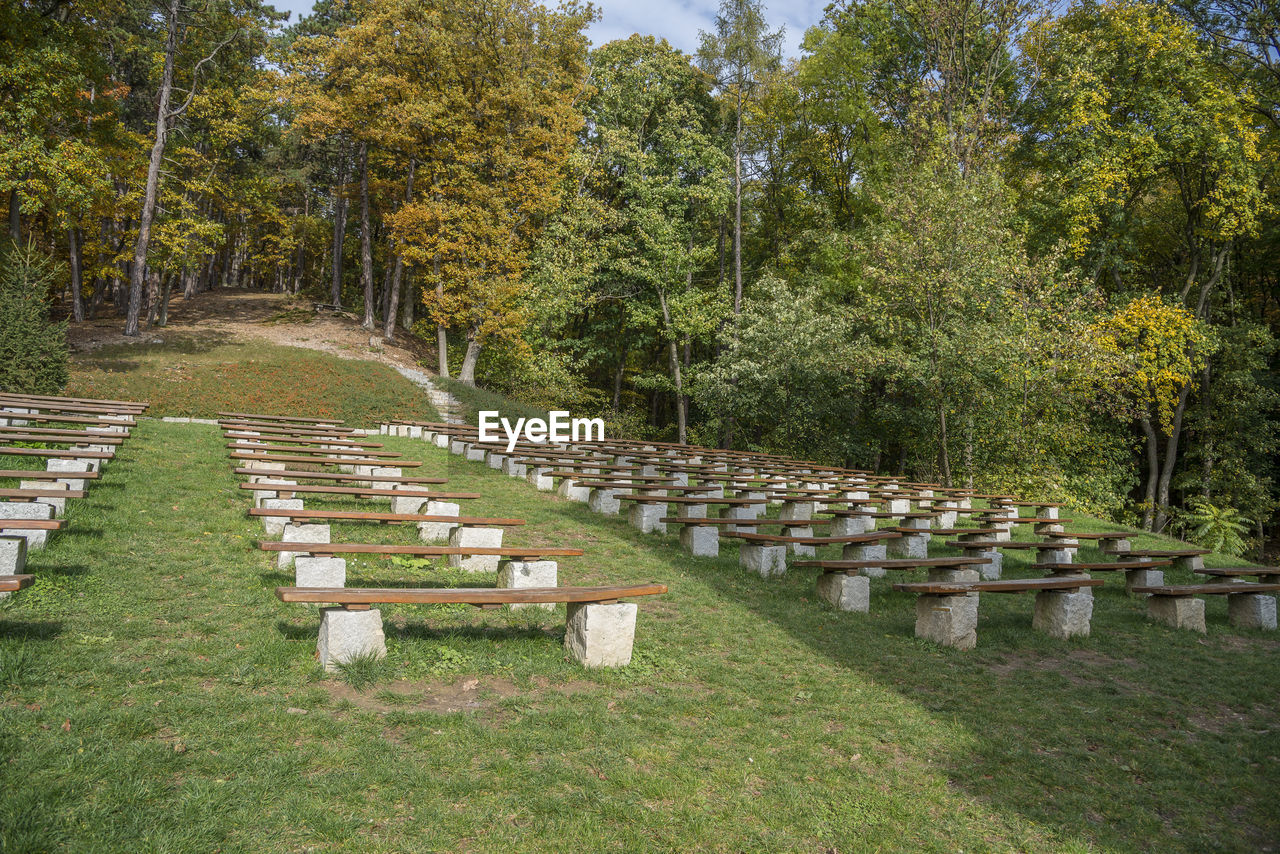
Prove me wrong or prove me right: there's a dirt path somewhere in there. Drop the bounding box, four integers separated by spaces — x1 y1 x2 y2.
67 288 463 421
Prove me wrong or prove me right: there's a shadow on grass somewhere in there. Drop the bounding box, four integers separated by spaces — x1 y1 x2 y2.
0 620 63 640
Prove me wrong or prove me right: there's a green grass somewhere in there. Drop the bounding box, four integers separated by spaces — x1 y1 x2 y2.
0 421 1277 852
433 375 550 425
65 336 439 424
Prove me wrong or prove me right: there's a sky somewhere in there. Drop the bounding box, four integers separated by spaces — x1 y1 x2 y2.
272 0 827 61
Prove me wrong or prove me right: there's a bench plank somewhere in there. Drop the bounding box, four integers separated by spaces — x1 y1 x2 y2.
893 577 1104 594
275 583 667 606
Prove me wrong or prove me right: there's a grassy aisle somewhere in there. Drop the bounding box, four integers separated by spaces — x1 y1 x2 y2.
1 422 1276 852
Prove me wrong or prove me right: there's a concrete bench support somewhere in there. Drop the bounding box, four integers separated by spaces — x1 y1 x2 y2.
253 479 297 508
816 573 870 613
587 487 620 514
447 526 503 572
317 607 387 671
390 486 429 515
260 498 305 536
887 531 929 560
416 501 460 542
1125 568 1165 596
915 593 979 649
679 524 719 558
628 503 666 535
1227 593 1277 630
740 543 787 578
277 523 330 569
1032 586 1094 639
831 515 870 537
841 542 887 577
0 535 28 598
19 480 70 515
46 458 94 490
296 556 346 588
0 502 55 549
1147 595 1206 633
497 560 557 610
527 466 554 491
564 602 637 667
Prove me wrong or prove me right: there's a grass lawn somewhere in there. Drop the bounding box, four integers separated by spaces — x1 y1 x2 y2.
64 336 439 424
1 419 1276 852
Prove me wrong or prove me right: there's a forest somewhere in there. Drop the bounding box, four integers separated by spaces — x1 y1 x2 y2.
2 0 1278 549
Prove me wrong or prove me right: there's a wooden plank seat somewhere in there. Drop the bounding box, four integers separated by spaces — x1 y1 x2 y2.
224 433 383 448
0 427 128 443
791 556 993 613
0 413 133 428
250 508 524 526
233 467 447 485
258 542 583 559
1038 559 1173 596
0 469 100 481
0 574 35 593
0 392 144 408
219 419 359 434
0 487 87 500
1 401 139 417
1129 582 1280 632
228 452 421 467
1113 548 1211 572
1196 566 1280 580
891 576 1105 648
275 582 668 670
226 442 401 458
217 411 344 424
0 519 66 529
0 447 113 460
238 483 476 501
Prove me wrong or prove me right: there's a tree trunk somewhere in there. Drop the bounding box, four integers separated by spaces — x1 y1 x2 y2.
658 291 687 444
1153 385 1192 533
733 87 743 316
1140 418 1159 530
183 265 197 298
358 142 374 330
435 256 449 377
157 273 173 326
459 328 481 385
68 227 85 322
384 159 414 341
613 341 627 410
400 273 414 330
330 153 348 307
6 188 19 242
125 0 181 337
936 402 951 487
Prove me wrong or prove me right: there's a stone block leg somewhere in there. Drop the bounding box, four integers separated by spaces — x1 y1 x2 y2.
679 524 719 558
816 573 870 613
564 602 637 668
277 523 330 569
588 488 621 515
497 560 557 610
390 486 429 515
417 501 461 542
317 607 386 672
915 593 980 649
739 544 787 578
0 535 28 599
843 542 887 577
447 526 503 572
20 481 69 516
45 458 93 490
260 498 304 537
1033 588 1094 639
628 503 666 535
1124 568 1164 596
887 533 929 560
1146 596 1206 633
1227 593 1277 631
977 548 1002 580
295 557 347 588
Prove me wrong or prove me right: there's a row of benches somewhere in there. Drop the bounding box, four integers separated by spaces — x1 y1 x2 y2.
0 392 147 594
398 418 1277 648
223 412 666 670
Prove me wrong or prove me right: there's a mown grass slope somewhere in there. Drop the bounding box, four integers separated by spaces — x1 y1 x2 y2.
1 418 1276 852
66 336 439 424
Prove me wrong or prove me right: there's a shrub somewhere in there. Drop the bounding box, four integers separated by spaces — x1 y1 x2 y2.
0 244 69 394
1176 498 1252 556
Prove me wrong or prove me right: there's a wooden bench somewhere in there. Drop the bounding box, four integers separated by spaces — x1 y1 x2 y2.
227 443 402 459
0 428 127 444
791 556 990 611
1036 559 1172 595
218 411 344 424
249 507 524 540
727 530 896 578
239 481 477 516
229 452 421 468
1195 566 1280 581
893 576 1105 648
233 467 447 486
0 574 34 594
276 582 667 670
1043 531 1134 553
0 469 100 482
1129 582 1280 632
1115 548 1211 572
